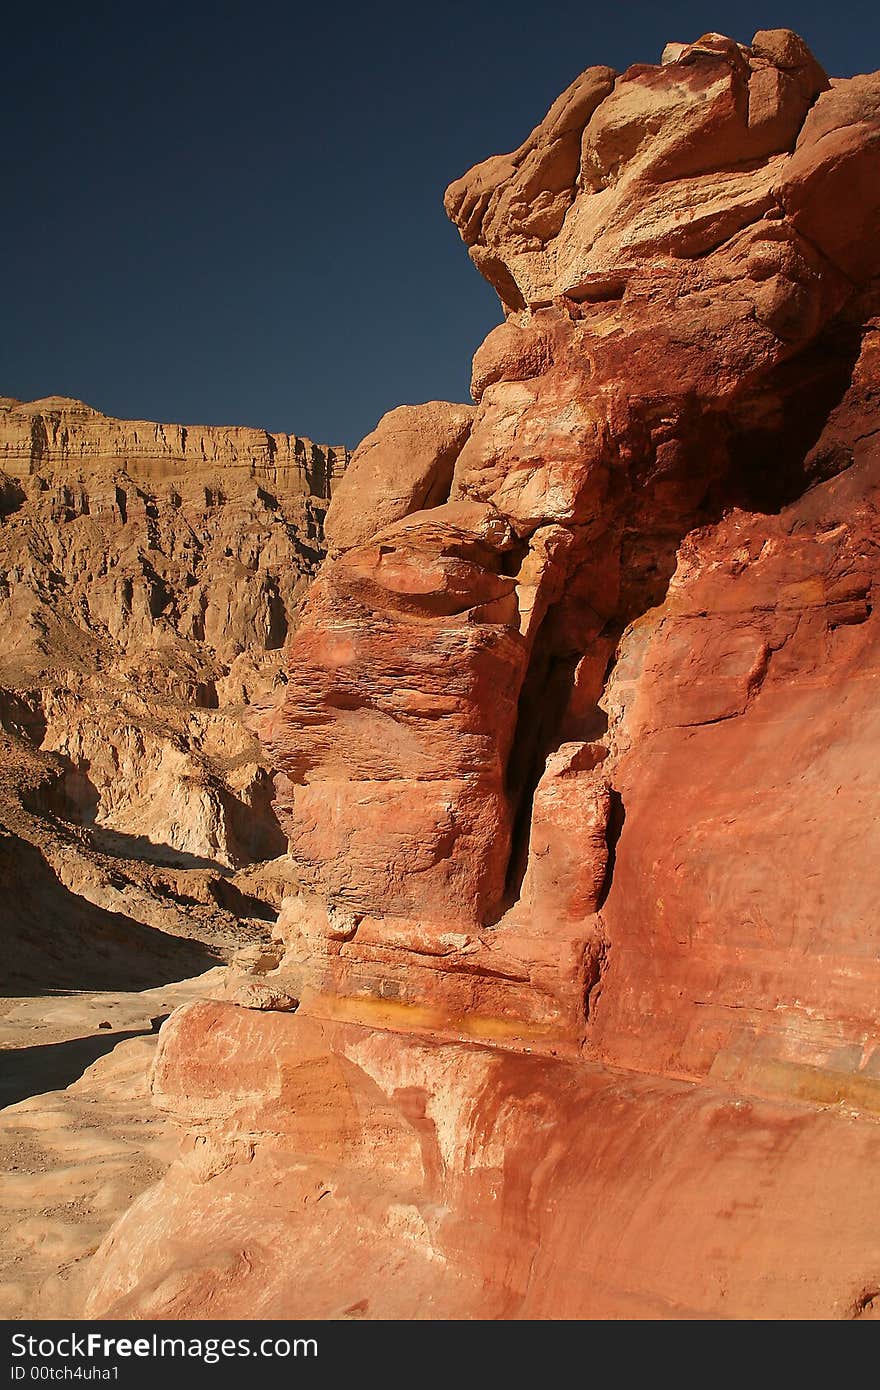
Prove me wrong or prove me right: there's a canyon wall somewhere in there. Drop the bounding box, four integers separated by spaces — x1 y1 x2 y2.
0 397 348 989
87 31 880 1319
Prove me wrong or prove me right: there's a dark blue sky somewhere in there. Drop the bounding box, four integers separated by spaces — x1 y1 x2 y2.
3 1 878 447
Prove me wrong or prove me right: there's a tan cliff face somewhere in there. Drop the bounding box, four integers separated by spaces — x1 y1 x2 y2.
0 396 348 871
64 29 880 1319
0 394 344 478
0 398 348 1010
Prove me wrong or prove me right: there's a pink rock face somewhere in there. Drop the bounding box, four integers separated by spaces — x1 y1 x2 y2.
517 741 610 923
593 442 880 1097
778 75 880 285
87 31 880 1320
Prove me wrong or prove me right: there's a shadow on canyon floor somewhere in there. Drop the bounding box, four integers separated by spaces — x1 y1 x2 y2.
1 832 221 996
85 825 231 872
0 1017 168 1108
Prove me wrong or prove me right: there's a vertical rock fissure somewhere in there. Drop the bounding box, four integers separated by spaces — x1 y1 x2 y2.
498 640 583 917
596 788 625 912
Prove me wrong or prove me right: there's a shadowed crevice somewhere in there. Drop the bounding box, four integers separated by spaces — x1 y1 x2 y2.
596 789 626 912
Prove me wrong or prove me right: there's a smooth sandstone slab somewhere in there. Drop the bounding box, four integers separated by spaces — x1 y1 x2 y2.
87 1005 880 1320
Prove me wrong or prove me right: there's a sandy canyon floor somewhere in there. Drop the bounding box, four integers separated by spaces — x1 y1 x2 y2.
0 974 208 1319
0 962 244 1320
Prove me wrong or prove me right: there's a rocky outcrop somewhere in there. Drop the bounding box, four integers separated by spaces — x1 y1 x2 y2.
323 402 476 553
260 27 880 1047
87 31 880 1320
443 29 842 312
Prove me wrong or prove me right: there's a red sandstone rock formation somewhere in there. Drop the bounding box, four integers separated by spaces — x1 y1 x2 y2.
87 31 880 1319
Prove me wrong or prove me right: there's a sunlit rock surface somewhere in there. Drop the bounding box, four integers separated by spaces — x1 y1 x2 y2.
86 31 880 1320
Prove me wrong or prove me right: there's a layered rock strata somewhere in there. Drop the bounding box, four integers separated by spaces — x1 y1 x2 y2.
0 396 348 870
0 398 347 993
88 31 880 1319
